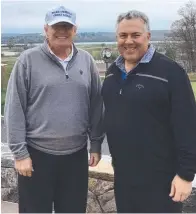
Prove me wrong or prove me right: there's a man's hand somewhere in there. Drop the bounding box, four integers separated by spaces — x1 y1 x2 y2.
169 175 192 202
89 153 101 167
15 157 33 177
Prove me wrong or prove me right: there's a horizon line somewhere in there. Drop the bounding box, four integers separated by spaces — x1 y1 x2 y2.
2 29 170 34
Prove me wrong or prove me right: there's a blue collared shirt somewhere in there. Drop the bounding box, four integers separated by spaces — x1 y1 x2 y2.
115 44 155 80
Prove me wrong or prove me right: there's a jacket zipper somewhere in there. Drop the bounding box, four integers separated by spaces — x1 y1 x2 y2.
119 72 135 95
64 50 78 79
119 75 127 95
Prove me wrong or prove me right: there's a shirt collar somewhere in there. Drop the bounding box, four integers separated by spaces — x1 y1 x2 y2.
47 44 74 63
115 44 155 69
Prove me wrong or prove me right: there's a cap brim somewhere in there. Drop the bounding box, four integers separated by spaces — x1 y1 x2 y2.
47 18 76 26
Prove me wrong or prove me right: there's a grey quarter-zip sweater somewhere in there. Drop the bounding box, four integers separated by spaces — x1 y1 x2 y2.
4 41 105 160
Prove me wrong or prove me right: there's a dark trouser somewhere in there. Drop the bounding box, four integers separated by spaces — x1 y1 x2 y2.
18 145 88 213
114 173 183 213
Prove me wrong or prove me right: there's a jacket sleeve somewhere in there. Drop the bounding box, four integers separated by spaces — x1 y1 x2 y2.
169 65 196 181
88 56 105 153
4 59 30 160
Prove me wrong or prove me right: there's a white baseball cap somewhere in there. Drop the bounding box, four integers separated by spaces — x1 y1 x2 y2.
45 6 76 26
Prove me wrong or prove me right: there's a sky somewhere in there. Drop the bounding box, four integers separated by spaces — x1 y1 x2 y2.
1 0 194 33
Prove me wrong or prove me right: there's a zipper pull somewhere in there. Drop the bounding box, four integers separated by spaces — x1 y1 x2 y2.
119 89 122 95
65 64 69 79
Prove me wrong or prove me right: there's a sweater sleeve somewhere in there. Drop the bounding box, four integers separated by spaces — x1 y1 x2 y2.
4 59 30 160
169 65 196 181
88 56 105 153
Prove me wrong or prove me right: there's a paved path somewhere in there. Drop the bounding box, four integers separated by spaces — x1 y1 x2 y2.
1 201 18 213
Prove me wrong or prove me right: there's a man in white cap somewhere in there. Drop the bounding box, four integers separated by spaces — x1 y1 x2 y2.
4 5 104 213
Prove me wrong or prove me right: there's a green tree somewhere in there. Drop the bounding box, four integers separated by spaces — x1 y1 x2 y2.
7 37 15 50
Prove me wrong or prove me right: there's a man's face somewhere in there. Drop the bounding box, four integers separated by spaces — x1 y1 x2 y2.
116 18 150 63
44 22 76 48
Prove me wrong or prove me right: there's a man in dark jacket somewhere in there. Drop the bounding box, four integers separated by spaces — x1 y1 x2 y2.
102 10 196 213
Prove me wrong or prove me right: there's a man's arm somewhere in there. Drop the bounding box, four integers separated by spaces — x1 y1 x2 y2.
88 56 105 165
169 65 196 181
4 59 30 160
169 65 196 201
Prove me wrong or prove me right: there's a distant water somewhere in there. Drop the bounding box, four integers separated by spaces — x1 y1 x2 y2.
1 40 167 47
1 42 116 47
75 42 117 45
75 41 166 45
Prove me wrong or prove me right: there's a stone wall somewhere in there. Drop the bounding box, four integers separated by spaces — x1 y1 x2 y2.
1 157 18 203
1 156 196 213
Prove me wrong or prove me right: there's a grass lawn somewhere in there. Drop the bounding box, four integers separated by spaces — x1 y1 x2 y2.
191 82 196 98
188 73 196 82
1 90 6 115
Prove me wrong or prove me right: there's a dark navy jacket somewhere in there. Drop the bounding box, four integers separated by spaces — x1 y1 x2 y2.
102 51 196 185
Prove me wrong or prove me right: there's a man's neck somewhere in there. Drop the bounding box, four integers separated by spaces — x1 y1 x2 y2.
48 44 72 60
124 60 137 73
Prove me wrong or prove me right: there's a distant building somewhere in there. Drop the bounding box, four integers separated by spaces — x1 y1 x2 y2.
1 52 19 57
1 63 7 72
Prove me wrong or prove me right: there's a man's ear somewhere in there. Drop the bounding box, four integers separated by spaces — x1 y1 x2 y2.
147 32 151 40
74 25 77 34
44 25 48 36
